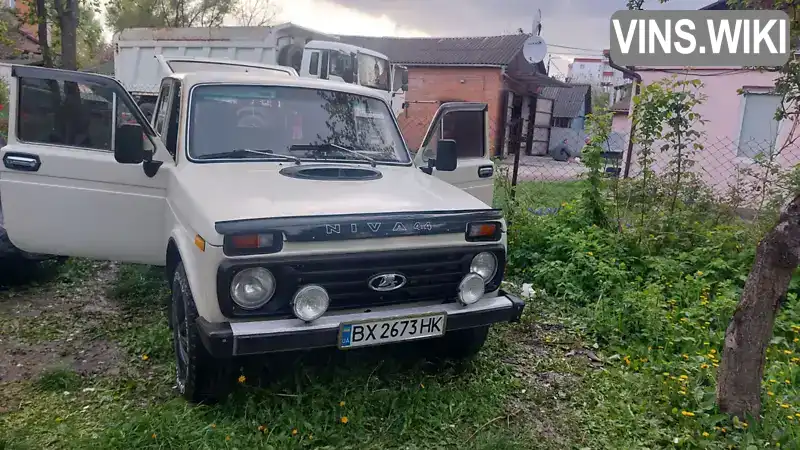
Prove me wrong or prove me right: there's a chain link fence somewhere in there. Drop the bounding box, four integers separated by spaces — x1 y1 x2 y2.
494 127 800 217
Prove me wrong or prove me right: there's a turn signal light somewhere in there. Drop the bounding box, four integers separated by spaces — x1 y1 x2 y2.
224 232 283 256
466 222 502 242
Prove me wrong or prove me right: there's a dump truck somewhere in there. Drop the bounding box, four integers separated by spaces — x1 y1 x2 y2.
112 23 408 118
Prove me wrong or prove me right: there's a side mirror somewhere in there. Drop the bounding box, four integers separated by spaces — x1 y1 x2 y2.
435 139 457 171
115 123 146 164
401 70 409 92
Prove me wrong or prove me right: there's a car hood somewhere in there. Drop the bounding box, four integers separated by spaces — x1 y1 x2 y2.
178 162 491 226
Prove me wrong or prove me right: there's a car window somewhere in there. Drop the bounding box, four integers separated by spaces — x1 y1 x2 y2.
187 85 410 164
17 76 155 154
153 82 172 135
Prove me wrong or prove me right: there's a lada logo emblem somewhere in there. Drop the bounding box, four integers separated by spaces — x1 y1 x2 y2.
367 273 407 292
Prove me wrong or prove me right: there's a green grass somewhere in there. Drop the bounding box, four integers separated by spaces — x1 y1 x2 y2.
494 180 586 211
0 263 581 450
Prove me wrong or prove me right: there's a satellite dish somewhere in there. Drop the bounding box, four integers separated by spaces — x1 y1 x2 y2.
523 36 547 64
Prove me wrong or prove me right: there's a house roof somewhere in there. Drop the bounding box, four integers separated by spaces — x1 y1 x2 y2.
0 11 40 60
699 0 727 10
539 84 591 118
336 34 534 66
609 94 631 113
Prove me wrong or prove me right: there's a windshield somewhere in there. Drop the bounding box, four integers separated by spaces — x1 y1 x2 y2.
357 53 390 91
187 84 410 164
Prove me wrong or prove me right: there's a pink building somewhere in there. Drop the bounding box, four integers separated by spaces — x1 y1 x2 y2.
610 0 800 201
613 67 800 201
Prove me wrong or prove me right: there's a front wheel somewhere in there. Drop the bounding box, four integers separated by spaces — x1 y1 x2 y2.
172 262 232 403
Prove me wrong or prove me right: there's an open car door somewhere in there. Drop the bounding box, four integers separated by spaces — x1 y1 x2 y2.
156 55 299 77
0 65 171 264
415 102 494 206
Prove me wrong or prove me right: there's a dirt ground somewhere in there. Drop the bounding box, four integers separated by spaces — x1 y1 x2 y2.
0 261 124 384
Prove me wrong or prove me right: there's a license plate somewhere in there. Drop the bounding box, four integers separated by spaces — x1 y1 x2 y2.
338 313 447 349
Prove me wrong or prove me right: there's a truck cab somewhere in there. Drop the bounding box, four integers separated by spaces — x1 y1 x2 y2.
0 65 523 403
299 40 407 114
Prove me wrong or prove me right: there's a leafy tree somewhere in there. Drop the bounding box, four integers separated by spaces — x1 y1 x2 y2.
19 0 105 69
629 0 800 420
105 0 237 33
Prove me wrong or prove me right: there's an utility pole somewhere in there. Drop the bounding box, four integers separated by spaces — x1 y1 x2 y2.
546 55 551 75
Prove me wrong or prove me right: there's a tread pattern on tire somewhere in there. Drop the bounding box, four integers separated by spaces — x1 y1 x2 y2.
173 263 232 403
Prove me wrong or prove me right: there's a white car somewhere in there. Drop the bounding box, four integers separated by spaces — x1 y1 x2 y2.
0 64 524 403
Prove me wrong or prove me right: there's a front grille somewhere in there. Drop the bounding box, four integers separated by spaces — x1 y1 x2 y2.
286 250 470 310
217 246 505 318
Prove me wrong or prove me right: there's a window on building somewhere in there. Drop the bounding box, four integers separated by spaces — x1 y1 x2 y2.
737 90 782 159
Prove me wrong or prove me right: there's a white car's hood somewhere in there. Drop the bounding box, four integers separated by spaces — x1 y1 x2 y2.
179 162 491 224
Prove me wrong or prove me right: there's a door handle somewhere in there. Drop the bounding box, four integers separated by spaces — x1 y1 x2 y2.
478 165 494 178
3 152 41 171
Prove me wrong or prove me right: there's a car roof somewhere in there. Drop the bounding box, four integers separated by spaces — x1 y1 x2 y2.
169 71 388 101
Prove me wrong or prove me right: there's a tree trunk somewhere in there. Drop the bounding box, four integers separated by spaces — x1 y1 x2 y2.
34 0 52 67
716 193 800 419
53 0 78 70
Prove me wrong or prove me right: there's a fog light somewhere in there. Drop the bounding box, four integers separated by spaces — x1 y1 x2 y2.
230 267 276 310
470 252 497 282
292 284 330 322
458 273 485 305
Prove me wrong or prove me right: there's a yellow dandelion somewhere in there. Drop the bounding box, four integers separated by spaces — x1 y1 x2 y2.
151 433 157 439
702 432 709 437
701 364 709 369
681 411 695 417
225 435 231 441
795 338 799 343
769 391 775 396
339 401 345 407
680 318 688 322
679 375 688 380
789 415 795 420
795 413 800 418
292 429 298 436
341 416 349 424
786 380 792 385
710 349 716 354
238 375 246 384
141 354 149 361
770 379 778 383
781 403 790 409
696 271 703 276
742 423 748 428
211 423 216 429
785 350 793 355
587 252 593 256
713 363 719 367
682 354 689 360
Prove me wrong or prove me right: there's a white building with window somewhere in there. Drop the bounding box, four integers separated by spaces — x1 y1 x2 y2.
612 66 799 203
567 55 626 93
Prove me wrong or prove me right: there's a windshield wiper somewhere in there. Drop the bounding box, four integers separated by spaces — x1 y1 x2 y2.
196 148 301 165
289 143 376 167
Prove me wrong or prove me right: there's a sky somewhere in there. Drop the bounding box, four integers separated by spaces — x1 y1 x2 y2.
271 0 714 76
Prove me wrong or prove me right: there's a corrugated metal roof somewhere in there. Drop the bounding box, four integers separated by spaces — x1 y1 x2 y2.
609 94 631 113
539 84 591 118
336 34 533 66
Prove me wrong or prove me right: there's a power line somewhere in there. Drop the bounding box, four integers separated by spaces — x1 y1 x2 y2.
548 43 606 52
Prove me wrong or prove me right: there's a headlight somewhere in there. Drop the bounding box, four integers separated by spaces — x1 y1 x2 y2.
230 267 276 310
458 273 485 305
292 284 330 322
470 252 497 282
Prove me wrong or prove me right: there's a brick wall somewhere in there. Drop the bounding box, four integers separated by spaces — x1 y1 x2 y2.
396 66 504 156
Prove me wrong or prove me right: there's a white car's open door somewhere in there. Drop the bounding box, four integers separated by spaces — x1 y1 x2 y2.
0 65 171 264
155 55 299 77
415 102 495 206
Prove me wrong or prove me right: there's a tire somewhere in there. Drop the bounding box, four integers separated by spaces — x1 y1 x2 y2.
139 102 156 122
172 262 233 404
434 326 490 360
